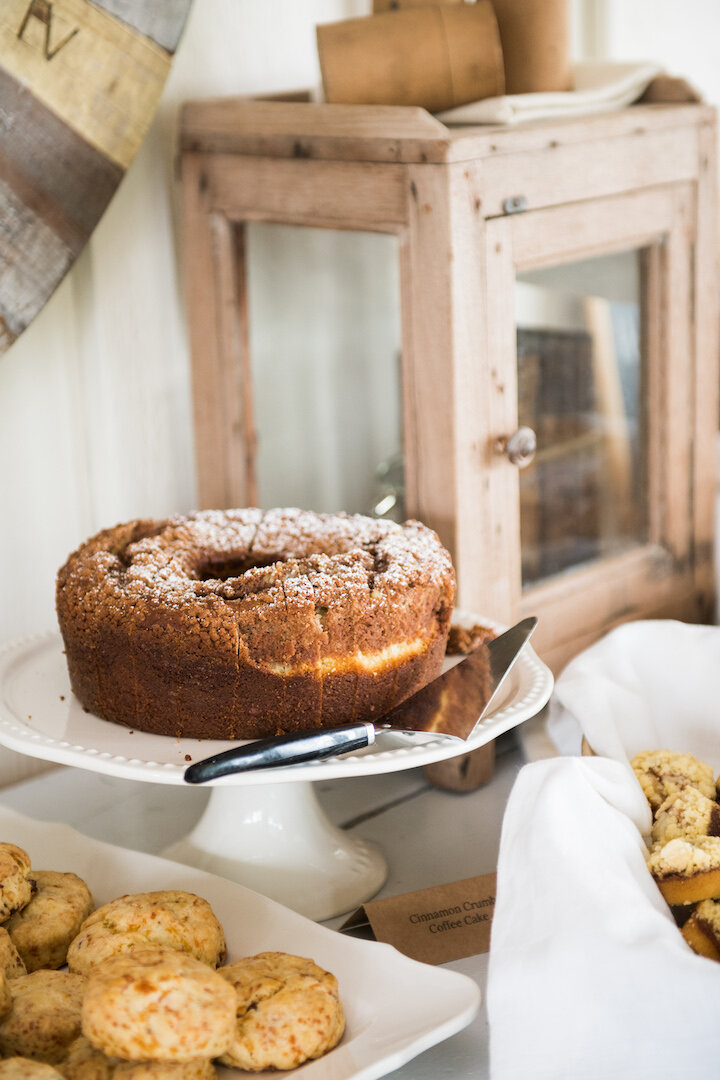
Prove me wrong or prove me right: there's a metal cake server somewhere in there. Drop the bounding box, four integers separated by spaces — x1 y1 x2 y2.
184 616 537 782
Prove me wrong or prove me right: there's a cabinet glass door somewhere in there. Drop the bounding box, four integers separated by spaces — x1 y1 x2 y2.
515 249 648 588
246 223 402 516
489 185 697 669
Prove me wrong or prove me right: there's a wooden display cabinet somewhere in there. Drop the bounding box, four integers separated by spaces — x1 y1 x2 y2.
179 98 718 674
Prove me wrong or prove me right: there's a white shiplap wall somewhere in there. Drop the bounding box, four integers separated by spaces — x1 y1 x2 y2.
0 0 368 783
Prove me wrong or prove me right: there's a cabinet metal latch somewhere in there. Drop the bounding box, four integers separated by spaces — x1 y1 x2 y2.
502 195 527 215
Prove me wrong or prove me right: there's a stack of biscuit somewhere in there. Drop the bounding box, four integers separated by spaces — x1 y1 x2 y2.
0 844 345 1076
634 750 720 961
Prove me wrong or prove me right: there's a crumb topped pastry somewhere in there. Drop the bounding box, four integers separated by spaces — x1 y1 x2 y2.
218 952 345 1072
650 786 720 847
647 836 720 904
56 509 456 740
631 750 716 813
81 947 236 1062
67 892 225 976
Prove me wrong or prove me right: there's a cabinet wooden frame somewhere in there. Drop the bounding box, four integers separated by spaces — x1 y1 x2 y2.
180 101 718 674
488 184 700 668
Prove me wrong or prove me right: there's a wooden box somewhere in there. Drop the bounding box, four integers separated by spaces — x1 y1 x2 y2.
178 98 718 675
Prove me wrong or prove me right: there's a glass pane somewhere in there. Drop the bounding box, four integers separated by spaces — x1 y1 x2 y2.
516 249 647 588
246 224 403 517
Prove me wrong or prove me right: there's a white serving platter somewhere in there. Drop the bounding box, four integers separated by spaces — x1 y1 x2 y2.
0 613 553 786
0 804 481 1080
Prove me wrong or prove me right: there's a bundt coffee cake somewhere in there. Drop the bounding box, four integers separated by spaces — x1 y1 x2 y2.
56 509 456 740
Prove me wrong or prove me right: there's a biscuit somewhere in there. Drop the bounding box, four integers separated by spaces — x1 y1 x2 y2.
0 927 27 979
68 893 225 976
81 946 236 1062
0 1060 64 1080
0 844 33 922
218 952 345 1072
0 970 87 1063
6 872 94 973
0 968 12 1017
59 1038 216 1080
631 750 716 813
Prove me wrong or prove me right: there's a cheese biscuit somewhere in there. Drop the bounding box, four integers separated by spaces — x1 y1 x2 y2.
0 970 87 1063
6 872 94 972
81 946 235 1062
0 845 33 922
0 969 11 1018
0 927 27 980
0 1060 64 1080
218 952 345 1071
59 1038 216 1080
68 893 225 976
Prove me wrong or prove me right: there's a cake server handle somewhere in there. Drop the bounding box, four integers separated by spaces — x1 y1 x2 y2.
184 722 376 783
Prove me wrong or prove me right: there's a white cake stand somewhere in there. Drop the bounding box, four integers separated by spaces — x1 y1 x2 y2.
0 613 552 920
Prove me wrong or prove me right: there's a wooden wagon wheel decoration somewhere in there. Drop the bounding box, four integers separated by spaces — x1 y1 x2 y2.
0 0 193 355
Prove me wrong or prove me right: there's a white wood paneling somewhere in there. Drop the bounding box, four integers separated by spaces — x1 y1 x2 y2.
0 0 368 784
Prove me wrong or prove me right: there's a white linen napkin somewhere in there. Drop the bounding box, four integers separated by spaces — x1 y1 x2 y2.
549 618 720 767
488 620 720 1080
436 60 662 126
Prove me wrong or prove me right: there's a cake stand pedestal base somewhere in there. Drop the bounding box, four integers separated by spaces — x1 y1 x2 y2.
162 780 387 921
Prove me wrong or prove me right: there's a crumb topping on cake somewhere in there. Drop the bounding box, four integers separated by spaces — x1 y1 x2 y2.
631 750 717 812
647 836 720 878
651 786 720 846
56 509 455 668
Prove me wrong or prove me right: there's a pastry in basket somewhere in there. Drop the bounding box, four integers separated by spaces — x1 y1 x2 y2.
631 750 716 813
81 946 235 1062
0 928 26 979
6 872 94 973
67 892 225 976
0 970 87 1063
217 951 345 1072
0 1061 64 1080
650 786 720 846
681 898 720 960
59 1038 216 1080
647 836 720 904
0 844 33 922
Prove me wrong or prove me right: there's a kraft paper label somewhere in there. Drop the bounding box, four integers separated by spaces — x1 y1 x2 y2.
340 873 496 964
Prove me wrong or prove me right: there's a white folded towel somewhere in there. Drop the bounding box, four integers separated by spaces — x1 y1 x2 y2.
437 60 662 126
488 620 720 1079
